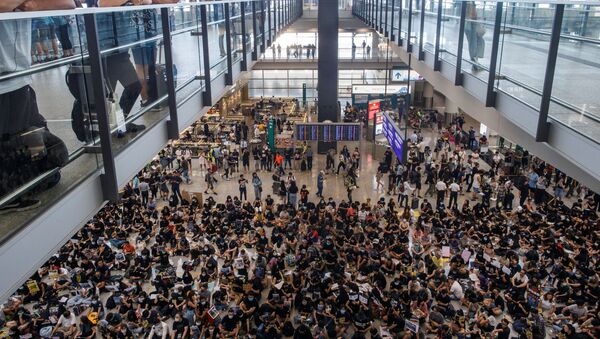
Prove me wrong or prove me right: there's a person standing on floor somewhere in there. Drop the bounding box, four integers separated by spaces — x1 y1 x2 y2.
316 170 325 198
204 170 217 195
306 146 313 170
139 179 150 206
252 172 262 201
435 178 447 209
238 174 248 201
288 180 299 208
170 172 183 201
337 153 347 175
448 180 460 210
242 148 250 172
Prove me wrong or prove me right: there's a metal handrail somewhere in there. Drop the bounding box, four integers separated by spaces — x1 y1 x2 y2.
392 6 600 45
375 5 600 122
0 0 264 21
0 148 86 208
436 37 600 125
364 4 600 141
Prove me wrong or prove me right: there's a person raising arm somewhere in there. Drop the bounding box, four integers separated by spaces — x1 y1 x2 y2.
0 0 75 12
98 0 150 6
0 0 29 12
98 0 179 5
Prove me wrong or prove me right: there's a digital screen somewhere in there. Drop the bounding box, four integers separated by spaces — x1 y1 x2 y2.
382 112 404 162
368 100 381 120
375 112 384 135
296 123 361 142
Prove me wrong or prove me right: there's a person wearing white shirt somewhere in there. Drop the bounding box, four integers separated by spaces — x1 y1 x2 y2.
397 180 414 208
435 180 447 209
449 278 464 300
52 310 77 337
148 319 169 339
449 180 461 209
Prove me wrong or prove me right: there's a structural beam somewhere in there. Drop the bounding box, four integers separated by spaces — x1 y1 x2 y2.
536 4 564 142
485 2 503 107
318 0 339 153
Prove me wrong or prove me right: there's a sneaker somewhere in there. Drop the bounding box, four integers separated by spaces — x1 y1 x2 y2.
140 100 162 112
126 123 146 133
0 201 20 215
0 199 41 215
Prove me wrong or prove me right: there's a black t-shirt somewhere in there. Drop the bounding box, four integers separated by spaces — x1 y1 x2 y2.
221 314 239 331
495 324 510 339
172 319 189 338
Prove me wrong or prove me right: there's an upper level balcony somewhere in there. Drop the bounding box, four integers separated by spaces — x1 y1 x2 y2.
353 0 600 192
0 0 301 302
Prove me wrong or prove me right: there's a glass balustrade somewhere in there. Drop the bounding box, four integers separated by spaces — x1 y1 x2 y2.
353 0 600 143
0 0 297 241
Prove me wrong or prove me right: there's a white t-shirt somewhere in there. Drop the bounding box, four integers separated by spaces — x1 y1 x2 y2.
0 20 32 95
435 181 447 191
450 183 460 192
450 281 464 299
57 313 76 328
513 272 529 285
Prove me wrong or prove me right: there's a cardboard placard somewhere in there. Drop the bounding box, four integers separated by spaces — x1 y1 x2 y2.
442 246 451 258
405 319 419 333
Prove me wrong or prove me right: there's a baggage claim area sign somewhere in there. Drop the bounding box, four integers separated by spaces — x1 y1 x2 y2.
382 112 407 162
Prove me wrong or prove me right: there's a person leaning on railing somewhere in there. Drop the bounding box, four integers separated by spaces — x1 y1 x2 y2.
0 0 74 214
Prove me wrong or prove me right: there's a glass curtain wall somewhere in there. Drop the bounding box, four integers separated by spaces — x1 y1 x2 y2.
248 69 390 99
354 0 600 141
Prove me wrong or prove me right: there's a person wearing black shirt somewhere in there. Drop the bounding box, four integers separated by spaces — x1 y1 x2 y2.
171 313 189 339
240 293 259 332
219 309 239 337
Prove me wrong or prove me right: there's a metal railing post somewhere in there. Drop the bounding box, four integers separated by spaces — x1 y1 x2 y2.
390 0 396 40
83 14 118 202
252 0 258 60
160 7 180 140
397 0 403 45
485 2 504 107
455 1 466 85
433 0 442 70
536 4 564 142
200 5 213 105
406 0 413 52
224 3 233 85
241 2 248 71
418 0 426 60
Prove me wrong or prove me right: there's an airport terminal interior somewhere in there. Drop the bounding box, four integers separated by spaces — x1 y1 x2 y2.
0 0 600 338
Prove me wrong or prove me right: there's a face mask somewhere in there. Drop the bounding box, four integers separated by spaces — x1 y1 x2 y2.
248 297 254 301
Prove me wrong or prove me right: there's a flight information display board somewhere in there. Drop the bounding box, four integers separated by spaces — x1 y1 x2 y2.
382 112 405 162
296 123 362 142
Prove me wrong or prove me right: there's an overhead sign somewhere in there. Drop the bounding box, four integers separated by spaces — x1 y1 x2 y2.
382 112 405 162
352 84 409 95
296 123 361 142
390 68 423 82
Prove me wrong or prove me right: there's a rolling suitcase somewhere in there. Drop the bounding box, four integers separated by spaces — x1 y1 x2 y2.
411 197 420 210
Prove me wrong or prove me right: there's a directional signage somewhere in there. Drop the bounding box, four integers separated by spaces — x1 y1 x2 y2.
390 68 423 82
